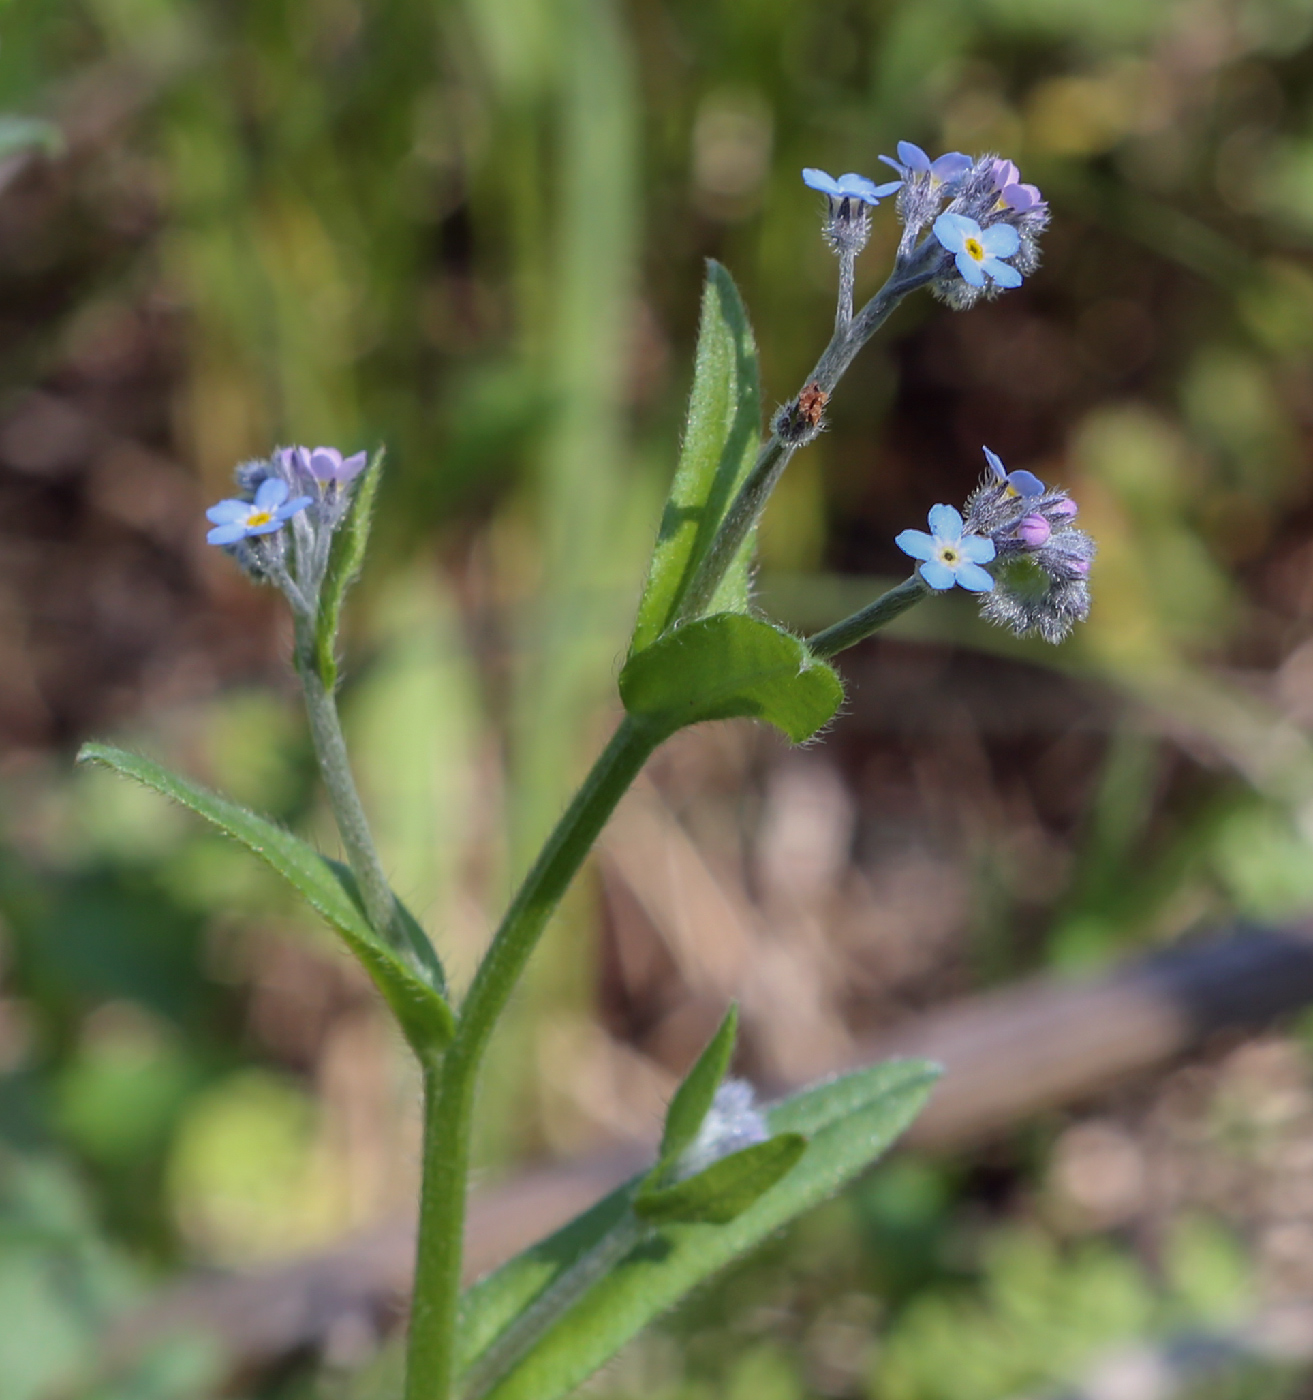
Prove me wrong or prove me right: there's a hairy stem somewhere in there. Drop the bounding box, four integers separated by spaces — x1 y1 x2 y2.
295 637 417 961
403 715 659 1400
805 574 930 659
675 244 944 625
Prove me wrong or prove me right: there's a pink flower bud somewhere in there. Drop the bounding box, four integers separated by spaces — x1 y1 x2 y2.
1049 498 1079 519
1017 513 1051 547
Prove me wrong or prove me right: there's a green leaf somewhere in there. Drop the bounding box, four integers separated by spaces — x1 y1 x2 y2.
635 1133 807 1225
629 262 761 655
656 1004 738 1177
464 1058 939 1400
619 613 843 744
77 744 454 1053
315 447 384 690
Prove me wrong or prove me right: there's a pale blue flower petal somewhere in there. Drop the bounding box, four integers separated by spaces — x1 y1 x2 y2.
960 534 996 564
956 561 995 592
980 222 1020 257
254 476 289 509
930 152 972 182
955 251 986 286
932 211 976 253
983 447 1007 481
1007 469 1045 497
983 258 1022 289
834 172 881 203
897 141 930 173
206 498 249 524
927 503 964 542
919 560 956 590
873 179 903 197
895 528 937 561
877 154 902 176
274 495 314 520
207 521 248 545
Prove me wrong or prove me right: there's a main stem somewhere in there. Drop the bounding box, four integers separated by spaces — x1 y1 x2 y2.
404 714 659 1400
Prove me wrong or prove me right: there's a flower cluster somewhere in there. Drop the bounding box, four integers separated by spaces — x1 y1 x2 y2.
966 446 1094 643
801 141 1048 308
894 448 1094 643
205 443 370 617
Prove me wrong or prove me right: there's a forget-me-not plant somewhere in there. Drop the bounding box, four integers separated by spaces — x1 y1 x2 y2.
83 128 1089 1400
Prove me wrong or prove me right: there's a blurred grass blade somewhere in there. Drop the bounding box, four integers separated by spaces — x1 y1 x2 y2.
316 447 384 690
655 1003 738 1178
461 1058 939 1399
0 115 62 160
619 612 844 743
628 261 762 654
78 743 455 1052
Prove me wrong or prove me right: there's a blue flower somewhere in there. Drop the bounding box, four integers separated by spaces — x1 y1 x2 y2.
801 168 901 205
206 476 312 546
878 141 972 186
278 444 369 486
896 504 996 592
983 446 1045 498
933 213 1023 289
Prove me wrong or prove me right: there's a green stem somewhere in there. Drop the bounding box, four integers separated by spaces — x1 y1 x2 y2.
675 248 942 626
295 637 426 969
403 714 659 1400
806 574 930 659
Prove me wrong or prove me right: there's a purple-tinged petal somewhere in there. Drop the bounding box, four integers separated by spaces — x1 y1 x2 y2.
206 498 249 524
955 251 987 286
983 446 1008 482
930 151 972 183
1050 498 1079 519
1003 183 1043 212
991 159 1020 190
956 561 995 592
919 560 956 590
338 451 368 482
960 534 997 564
932 211 977 252
255 476 290 509
927 503 964 542
207 521 249 545
897 141 931 173
1016 514 1051 547
895 529 937 561
308 447 344 480
979 222 1020 257
983 258 1023 289
1007 469 1045 498
802 168 841 196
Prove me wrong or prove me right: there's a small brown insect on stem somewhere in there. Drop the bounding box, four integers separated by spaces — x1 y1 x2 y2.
776 381 830 444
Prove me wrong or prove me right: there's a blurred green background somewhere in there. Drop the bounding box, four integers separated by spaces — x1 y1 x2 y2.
7 0 1313 1395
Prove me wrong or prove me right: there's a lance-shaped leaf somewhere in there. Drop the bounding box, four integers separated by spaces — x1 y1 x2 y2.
315 447 384 691
629 262 761 655
620 612 843 744
78 744 454 1052
655 1003 738 1180
460 1057 939 1398
634 1132 807 1226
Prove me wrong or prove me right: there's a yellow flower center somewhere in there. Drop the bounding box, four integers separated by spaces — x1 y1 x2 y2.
939 545 960 566
246 509 275 528
963 237 985 262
